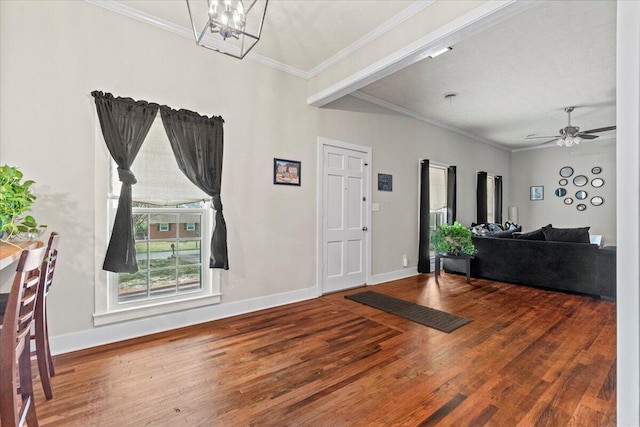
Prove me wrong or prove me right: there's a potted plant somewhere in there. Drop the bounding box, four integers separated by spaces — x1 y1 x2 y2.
0 164 46 243
430 221 475 256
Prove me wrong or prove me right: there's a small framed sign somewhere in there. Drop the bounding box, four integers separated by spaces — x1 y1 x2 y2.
378 174 392 191
530 186 544 201
274 158 301 186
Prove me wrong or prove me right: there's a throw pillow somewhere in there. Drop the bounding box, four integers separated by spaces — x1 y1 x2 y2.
543 227 591 244
514 224 552 241
491 226 522 238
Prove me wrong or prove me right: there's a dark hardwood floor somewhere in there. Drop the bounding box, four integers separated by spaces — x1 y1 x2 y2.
33 273 616 426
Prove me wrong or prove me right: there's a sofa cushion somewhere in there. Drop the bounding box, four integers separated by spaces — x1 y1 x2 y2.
514 224 552 240
543 227 591 244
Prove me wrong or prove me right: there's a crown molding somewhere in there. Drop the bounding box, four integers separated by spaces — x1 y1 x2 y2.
351 91 510 152
84 0 310 79
84 0 433 81
306 1 435 79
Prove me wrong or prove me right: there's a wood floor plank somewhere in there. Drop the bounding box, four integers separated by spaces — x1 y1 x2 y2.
31 274 616 426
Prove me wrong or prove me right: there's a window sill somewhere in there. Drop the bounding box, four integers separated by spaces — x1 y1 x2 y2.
93 293 222 326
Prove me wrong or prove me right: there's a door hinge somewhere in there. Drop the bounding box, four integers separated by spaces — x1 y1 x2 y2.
362 196 366 201
364 163 368 166
362 226 368 231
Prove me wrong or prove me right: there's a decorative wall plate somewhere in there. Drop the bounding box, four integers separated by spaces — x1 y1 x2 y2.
555 188 567 197
564 198 574 205
577 203 587 211
560 166 574 178
591 166 602 174
591 196 604 206
559 179 568 186
592 178 604 188
576 190 588 200
573 175 588 187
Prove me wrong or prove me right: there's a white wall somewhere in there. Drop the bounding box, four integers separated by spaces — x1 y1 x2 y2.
318 96 511 276
510 139 616 244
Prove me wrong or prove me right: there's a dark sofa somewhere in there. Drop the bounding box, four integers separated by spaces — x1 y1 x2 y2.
443 235 616 299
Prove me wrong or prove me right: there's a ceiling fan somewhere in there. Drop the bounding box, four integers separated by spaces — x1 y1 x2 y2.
525 106 616 147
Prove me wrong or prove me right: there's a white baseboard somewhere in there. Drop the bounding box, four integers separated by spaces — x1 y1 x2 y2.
369 267 419 285
50 286 320 355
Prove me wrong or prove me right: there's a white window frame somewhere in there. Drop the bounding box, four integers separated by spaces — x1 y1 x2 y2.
428 163 449 257
185 222 196 231
93 118 221 327
158 222 170 232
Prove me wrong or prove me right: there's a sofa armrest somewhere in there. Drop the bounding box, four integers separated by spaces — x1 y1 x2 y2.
597 246 616 300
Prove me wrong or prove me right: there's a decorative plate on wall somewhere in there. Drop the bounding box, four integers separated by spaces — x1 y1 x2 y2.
573 175 588 187
592 178 604 188
591 196 604 206
576 190 588 200
559 179 568 186
560 166 574 178
564 198 574 205
577 203 587 211
591 166 602 174
555 188 567 197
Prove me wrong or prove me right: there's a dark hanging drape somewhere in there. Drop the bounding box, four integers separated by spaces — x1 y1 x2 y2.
494 175 503 224
92 91 159 273
476 171 488 224
446 166 457 225
418 160 431 274
160 106 229 270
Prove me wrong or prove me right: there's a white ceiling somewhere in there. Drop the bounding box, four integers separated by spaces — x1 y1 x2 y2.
94 0 617 151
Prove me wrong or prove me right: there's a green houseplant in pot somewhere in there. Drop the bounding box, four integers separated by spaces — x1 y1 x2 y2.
430 221 475 257
0 164 46 244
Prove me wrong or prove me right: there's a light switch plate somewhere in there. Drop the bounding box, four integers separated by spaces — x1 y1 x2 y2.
371 203 380 211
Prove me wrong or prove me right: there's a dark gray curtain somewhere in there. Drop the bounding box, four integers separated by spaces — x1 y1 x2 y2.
494 175 503 224
446 166 457 225
476 171 488 224
418 160 430 274
92 91 159 273
160 106 229 270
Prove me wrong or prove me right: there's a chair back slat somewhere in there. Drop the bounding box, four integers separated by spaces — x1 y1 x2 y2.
0 242 45 427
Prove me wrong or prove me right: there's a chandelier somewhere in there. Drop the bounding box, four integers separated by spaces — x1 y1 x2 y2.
186 0 268 59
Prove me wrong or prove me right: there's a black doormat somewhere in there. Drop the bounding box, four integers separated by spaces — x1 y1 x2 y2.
345 291 472 333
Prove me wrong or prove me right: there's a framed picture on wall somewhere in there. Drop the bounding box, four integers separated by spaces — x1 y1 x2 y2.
378 174 393 191
273 158 301 186
530 186 544 201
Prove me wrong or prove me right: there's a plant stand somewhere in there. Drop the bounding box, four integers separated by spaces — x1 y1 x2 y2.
434 254 471 284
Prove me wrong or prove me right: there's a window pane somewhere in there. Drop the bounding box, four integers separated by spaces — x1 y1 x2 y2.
428 166 448 255
150 268 178 297
150 214 177 239
149 241 178 269
179 213 201 238
487 176 495 223
178 265 201 293
134 213 149 240
135 241 149 270
118 271 148 303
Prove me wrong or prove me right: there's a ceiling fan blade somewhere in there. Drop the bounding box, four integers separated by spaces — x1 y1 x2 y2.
525 135 560 139
538 139 558 145
580 134 599 140
582 125 616 134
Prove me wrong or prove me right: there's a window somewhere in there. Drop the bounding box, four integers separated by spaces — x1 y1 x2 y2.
429 165 448 255
487 175 495 223
95 113 221 325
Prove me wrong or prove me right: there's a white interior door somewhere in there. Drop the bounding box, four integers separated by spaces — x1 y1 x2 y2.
321 143 369 293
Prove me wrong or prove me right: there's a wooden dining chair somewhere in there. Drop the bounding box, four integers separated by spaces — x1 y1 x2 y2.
32 232 60 400
0 243 46 427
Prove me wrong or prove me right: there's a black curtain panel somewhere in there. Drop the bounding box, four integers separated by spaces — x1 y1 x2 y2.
160 106 229 270
495 175 503 224
446 166 457 225
476 171 488 224
418 160 431 274
91 91 159 273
